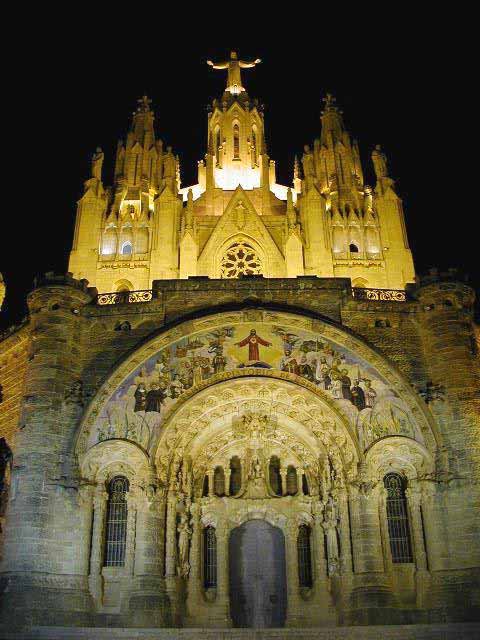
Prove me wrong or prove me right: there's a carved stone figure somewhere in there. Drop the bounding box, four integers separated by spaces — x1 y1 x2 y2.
372 145 388 179
177 513 192 578
91 147 104 181
302 145 315 187
207 51 261 94
163 147 176 179
323 494 340 575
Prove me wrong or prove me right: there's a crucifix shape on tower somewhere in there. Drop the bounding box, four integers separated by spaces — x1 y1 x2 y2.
137 95 152 113
207 51 261 95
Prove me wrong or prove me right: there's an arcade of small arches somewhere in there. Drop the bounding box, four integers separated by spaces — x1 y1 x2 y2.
75 311 441 626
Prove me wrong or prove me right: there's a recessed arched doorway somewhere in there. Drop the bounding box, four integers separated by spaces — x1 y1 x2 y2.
229 520 287 628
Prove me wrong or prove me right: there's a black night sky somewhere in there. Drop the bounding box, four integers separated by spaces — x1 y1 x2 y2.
2 27 476 328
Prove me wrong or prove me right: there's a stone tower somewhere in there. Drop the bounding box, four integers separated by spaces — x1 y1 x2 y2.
67 53 415 293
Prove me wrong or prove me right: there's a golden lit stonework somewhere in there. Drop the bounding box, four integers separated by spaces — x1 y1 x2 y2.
0 53 478 637
67 51 415 293
220 241 262 278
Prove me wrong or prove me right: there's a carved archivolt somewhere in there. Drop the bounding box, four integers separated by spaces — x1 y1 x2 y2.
154 376 358 487
365 436 434 482
81 439 150 484
75 309 440 486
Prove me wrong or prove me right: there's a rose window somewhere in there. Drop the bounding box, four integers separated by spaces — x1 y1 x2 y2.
220 242 262 278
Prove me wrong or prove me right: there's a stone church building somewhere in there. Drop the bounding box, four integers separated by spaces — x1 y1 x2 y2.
0 52 479 635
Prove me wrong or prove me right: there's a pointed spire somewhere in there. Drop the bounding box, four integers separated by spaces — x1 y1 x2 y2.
185 188 194 230
320 93 345 147
130 95 155 145
293 156 300 180
293 156 302 193
286 188 296 230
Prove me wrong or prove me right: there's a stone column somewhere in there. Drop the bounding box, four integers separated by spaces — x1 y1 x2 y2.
186 503 202 620
420 484 448 572
77 486 95 578
128 485 168 626
164 490 180 625
297 468 304 495
285 521 303 627
224 469 231 496
311 505 335 624
419 484 452 610
214 520 231 626
207 470 214 497
312 511 328 581
165 492 177 579
406 483 430 608
338 489 353 575
88 488 108 608
378 486 393 576
125 487 138 576
280 467 288 496
347 484 395 624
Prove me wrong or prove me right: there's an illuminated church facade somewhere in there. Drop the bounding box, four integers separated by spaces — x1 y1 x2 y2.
0 53 479 635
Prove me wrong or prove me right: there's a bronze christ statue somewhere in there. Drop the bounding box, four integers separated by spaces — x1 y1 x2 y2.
207 51 261 94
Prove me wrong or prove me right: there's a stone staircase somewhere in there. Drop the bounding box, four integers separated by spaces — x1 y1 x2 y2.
0 624 479 640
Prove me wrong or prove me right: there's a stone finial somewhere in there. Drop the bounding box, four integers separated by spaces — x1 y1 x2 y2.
321 93 342 115
136 95 153 113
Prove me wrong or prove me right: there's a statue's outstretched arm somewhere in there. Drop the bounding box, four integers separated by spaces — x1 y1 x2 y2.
239 58 261 68
207 60 229 69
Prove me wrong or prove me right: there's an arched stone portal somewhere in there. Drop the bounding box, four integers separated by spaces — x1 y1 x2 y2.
74 309 438 627
229 520 287 628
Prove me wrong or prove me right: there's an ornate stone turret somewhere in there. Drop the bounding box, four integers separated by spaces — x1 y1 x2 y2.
204 53 266 192
296 94 415 289
0 274 96 625
68 96 182 291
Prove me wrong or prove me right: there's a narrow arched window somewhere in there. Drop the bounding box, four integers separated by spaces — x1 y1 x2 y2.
349 243 359 253
202 475 209 497
215 127 221 166
121 241 133 256
233 123 240 159
203 526 217 589
302 473 309 496
214 466 225 496
297 525 313 588
252 127 258 165
229 456 242 496
384 473 413 563
286 465 298 495
269 455 282 496
104 476 129 567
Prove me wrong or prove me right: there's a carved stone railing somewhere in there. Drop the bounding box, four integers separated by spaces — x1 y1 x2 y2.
96 290 153 305
352 287 406 302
